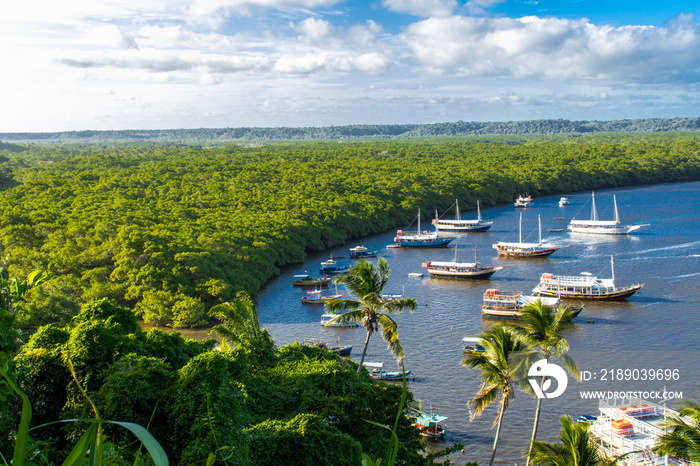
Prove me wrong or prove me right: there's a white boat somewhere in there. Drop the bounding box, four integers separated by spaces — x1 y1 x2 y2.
408 272 424 277
558 197 570 206
514 195 534 208
349 245 378 258
493 213 564 258
462 337 486 354
589 397 691 465
480 289 583 320
301 337 352 356
532 255 643 301
394 209 456 247
301 288 343 304
422 245 503 279
320 313 359 327
432 199 493 232
568 192 647 235
362 362 411 381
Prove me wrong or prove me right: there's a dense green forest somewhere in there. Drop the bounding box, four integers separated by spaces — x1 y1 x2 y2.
1 133 699 464
2 117 700 144
1 133 699 328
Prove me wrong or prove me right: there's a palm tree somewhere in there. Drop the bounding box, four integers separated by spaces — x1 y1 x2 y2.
463 326 527 466
656 389 700 462
507 300 580 466
325 258 416 373
528 415 625 466
209 291 275 350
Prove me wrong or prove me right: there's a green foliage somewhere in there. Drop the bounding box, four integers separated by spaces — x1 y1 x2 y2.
0 135 698 326
245 413 362 466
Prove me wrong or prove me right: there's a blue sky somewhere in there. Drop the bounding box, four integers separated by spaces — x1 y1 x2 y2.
1 0 699 132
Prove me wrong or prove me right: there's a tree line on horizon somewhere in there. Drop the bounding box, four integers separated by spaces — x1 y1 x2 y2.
2 117 700 144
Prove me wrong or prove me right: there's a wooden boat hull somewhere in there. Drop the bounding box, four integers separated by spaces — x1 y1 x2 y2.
395 238 455 247
533 284 643 301
434 222 492 232
301 294 343 304
371 370 412 381
426 267 502 280
350 251 378 258
482 305 583 320
493 246 561 258
568 225 638 235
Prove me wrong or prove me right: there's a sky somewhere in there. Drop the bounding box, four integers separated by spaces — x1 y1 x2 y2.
2 0 700 132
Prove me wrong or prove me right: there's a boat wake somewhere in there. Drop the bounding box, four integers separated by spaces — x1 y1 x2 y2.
633 239 700 255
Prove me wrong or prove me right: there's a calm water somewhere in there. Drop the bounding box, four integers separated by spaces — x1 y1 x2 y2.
251 182 700 464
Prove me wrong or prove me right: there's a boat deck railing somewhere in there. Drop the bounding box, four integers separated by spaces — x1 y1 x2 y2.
590 397 690 466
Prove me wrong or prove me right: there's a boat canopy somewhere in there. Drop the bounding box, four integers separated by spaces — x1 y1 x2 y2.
363 362 384 369
517 295 559 307
569 220 619 226
496 241 547 248
293 274 310 278
427 261 477 268
462 337 484 343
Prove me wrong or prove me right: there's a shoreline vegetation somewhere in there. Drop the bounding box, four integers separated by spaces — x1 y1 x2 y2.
1 128 699 464
1 132 699 329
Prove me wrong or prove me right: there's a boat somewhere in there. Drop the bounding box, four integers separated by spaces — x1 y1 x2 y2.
568 192 647 235
432 199 493 232
394 209 456 247
301 288 343 304
349 245 378 258
363 362 411 381
492 213 564 258
422 245 503 279
558 197 570 206
480 289 583 320
320 313 359 327
319 257 349 275
514 195 534 208
411 410 448 439
301 337 352 356
408 272 424 277
588 397 690 465
292 274 331 287
462 337 486 354
532 255 643 301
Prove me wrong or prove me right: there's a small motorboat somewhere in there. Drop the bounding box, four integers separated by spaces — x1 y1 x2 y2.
363 362 411 381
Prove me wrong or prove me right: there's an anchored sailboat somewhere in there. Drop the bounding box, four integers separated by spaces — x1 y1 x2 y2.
394 208 456 247
493 213 564 257
432 199 493 232
568 192 647 235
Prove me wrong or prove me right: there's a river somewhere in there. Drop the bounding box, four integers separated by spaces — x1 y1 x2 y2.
197 181 700 464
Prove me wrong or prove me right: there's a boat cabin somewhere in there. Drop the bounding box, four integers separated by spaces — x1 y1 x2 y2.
462 337 486 354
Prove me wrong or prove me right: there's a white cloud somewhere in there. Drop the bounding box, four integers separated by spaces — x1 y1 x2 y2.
401 14 700 82
381 0 458 18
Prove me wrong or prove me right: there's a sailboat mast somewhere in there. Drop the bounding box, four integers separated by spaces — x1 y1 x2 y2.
610 255 615 283
538 214 542 244
591 191 598 221
613 195 619 224
456 199 461 221
477 200 482 222
417 208 421 234
519 212 523 243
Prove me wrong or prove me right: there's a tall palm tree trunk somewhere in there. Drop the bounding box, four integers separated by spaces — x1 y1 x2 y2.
356 329 372 374
526 396 543 466
489 395 508 466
